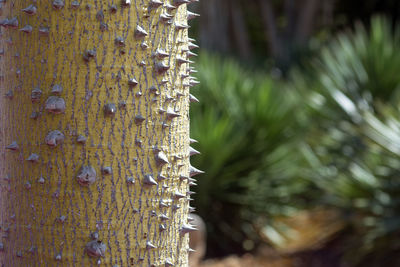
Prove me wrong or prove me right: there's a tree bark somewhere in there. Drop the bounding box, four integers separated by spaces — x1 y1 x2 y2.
0 0 199 266
230 0 252 60
199 0 231 53
295 0 320 45
259 0 282 61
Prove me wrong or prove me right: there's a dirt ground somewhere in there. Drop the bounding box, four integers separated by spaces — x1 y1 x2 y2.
199 254 293 267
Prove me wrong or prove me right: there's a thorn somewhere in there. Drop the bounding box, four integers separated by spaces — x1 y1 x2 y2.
25 181 32 190
134 114 145 125
158 173 167 180
143 175 158 186
27 153 39 162
96 11 105 21
71 1 80 9
165 258 174 266
189 67 198 74
189 165 204 177
22 5 37 15
189 146 200 156
187 11 200 20
51 84 63 95
175 22 189 30
165 94 174 102
159 214 169 221
31 87 42 102
45 130 65 147
5 90 13 99
180 224 197 235
149 86 158 94
103 103 117 116
135 25 148 38
176 92 184 98
173 0 190 7
57 215 66 223
159 200 169 208
186 51 198 57
165 3 176 11
188 42 199 50
160 13 173 23
38 27 50 35
189 206 196 212
127 78 138 87
121 0 131 7
155 151 169 166
52 0 65 10
174 190 186 199
76 166 97 186
101 166 112 175
109 4 117 13
114 36 125 47
55 254 62 261
77 135 87 143
6 141 18 150
189 94 199 103
166 107 180 120
149 0 163 9
38 176 45 184
161 122 169 129
83 49 96 61
146 241 157 250
153 48 169 59
126 177 135 184
190 80 200 87
155 61 170 75
176 56 193 65
85 240 106 258
141 42 149 50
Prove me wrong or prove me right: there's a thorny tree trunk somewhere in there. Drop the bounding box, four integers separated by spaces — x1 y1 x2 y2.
0 0 202 266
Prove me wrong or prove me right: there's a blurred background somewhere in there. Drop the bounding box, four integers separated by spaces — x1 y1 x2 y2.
187 0 400 266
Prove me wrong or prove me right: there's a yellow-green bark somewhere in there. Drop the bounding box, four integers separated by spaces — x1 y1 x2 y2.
0 0 197 266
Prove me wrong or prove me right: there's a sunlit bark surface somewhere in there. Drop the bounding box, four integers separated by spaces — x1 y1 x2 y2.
0 0 196 266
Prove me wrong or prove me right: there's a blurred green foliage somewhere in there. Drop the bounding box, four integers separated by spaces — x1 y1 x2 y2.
296 16 400 266
190 16 400 266
190 54 310 255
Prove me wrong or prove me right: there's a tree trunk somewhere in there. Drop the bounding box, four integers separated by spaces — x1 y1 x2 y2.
199 0 231 53
0 0 200 266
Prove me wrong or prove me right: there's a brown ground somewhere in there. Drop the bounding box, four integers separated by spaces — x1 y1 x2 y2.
199 254 293 267
197 208 347 267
